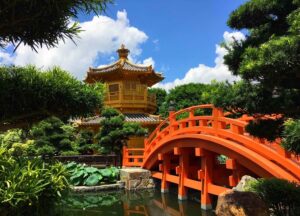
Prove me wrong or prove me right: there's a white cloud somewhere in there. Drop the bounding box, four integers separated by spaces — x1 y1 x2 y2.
154 31 245 91
0 10 148 79
0 50 14 65
142 57 155 67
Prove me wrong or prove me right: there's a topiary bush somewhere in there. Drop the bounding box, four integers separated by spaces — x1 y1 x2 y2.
247 178 300 216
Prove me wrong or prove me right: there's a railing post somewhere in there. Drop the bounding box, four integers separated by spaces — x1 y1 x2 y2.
212 107 220 131
169 111 176 133
189 109 196 127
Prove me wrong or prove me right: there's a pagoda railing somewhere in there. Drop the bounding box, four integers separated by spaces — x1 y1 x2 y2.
104 91 156 112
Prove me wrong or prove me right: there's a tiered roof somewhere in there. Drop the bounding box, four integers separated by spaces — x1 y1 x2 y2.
85 45 164 86
75 113 161 126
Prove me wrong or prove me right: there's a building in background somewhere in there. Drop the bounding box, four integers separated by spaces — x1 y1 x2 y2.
77 45 164 148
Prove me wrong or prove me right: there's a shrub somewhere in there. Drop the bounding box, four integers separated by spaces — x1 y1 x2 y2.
247 178 300 216
29 117 76 155
0 148 69 209
282 119 300 154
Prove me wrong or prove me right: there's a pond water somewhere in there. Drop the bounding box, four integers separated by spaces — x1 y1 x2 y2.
52 189 214 216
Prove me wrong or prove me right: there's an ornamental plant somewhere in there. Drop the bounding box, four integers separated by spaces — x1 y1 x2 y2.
96 108 147 155
247 178 300 216
0 148 69 210
282 119 300 154
65 162 120 186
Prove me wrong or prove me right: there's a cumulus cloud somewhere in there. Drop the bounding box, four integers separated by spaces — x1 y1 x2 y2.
154 31 245 91
0 10 148 79
142 57 155 67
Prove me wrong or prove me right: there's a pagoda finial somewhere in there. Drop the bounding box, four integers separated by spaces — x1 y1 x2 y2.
117 44 129 59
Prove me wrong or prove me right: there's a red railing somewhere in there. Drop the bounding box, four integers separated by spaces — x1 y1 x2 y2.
122 146 144 167
123 104 300 181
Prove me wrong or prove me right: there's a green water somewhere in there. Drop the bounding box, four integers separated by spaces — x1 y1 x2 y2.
2 189 214 216
52 189 214 216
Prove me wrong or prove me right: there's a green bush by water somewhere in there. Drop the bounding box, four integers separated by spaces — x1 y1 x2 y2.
65 162 120 186
0 148 69 211
247 178 300 216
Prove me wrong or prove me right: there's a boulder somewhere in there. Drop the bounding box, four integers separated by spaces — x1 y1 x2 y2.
216 190 269 216
233 175 257 192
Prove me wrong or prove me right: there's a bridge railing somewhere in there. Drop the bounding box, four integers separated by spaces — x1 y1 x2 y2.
143 104 300 165
122 146 144 167
123 104 300 168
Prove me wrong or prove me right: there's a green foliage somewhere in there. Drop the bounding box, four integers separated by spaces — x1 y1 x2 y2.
0 129 35 157
220 0 300 144
148 88 167 114
247 178 300 216
282 119 300 154
0 0 112 50
246 118 284 142
0 148 69 209
96 108 147 154
29 117 78 156
75 130 96 154
65 162 119 186
0 66 104 130
59 192 120 210
159 83 213 117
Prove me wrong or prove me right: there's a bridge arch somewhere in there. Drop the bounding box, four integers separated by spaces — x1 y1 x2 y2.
122 104 300 210
142 134 297 181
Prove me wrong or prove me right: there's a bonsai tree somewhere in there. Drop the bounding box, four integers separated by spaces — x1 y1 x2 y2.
95 108 147 155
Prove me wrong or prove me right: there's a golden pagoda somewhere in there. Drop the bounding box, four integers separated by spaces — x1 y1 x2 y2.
79 45 164 148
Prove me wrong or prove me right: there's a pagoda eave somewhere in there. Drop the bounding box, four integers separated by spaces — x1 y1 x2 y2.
85 70 164 86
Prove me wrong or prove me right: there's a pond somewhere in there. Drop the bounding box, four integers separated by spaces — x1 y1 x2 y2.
51 189 214 216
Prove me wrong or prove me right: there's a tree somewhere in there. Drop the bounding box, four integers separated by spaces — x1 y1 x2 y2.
96 108 147 155
29 117 78 155
148 88 167 115
159 83 212 117
75 130 97 154
220 0 300 150
0 0 112 50
0 66 104 130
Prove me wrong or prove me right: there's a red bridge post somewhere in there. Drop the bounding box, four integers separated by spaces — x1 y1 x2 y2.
201 150 213 210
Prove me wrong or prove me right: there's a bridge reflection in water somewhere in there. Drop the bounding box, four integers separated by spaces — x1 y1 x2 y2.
124 189 214 216
54 189 213 216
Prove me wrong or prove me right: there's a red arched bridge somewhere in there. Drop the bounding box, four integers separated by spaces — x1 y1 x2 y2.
122 104 300 209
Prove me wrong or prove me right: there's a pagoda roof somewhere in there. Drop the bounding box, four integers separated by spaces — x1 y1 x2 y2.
85 45 164 86
90 58 152 73
74 113 161 126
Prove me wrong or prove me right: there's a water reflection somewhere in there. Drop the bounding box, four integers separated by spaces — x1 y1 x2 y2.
54 189 214 216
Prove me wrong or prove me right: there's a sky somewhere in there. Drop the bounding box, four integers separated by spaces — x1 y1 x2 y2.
0 0 248 91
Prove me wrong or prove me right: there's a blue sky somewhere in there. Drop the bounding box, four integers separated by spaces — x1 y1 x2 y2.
103 0 246 80
0 0 247 90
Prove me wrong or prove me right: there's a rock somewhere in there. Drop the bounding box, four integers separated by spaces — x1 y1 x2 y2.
120 168 155 190
216 190 269 216
233 175 257 192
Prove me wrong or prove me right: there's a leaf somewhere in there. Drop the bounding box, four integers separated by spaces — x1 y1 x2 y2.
84 174 100 186
70 177 82 186
65 162 77 170
85 167 98 174
100 168 112 177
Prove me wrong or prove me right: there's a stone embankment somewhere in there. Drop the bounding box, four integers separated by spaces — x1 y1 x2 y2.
72 168 155 192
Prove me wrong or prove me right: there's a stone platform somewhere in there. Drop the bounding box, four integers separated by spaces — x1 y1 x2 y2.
120 168 155 190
